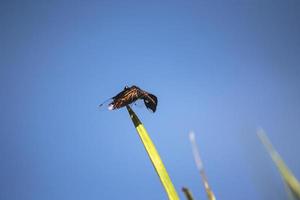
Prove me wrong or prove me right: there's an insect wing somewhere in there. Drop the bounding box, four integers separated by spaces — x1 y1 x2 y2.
143 93 157 112
133 99 145 108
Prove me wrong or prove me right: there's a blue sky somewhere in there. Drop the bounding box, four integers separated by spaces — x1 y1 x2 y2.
1 0 300 199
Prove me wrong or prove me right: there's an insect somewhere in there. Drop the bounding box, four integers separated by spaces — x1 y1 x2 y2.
99 85 158 112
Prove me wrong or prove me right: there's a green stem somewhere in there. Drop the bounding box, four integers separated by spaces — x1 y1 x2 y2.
127 106 180 200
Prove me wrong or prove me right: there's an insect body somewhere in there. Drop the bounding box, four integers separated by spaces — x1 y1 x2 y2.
99 85 158 112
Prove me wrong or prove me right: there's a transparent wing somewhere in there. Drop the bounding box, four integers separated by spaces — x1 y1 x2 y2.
131 99 155 113
133 99 145 108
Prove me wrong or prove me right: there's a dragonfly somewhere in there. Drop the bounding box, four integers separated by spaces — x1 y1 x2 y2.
99 85 158 112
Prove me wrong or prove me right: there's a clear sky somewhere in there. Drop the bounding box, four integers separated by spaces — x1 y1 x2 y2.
1 0 300 199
